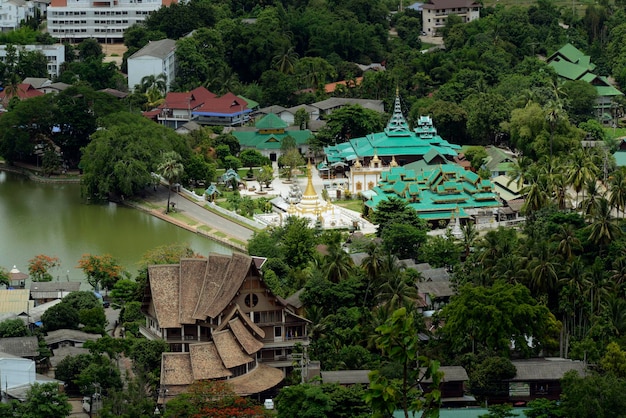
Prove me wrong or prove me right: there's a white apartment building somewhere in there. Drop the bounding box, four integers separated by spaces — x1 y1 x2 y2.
46 0 175 42
422 0 481 37
0 0 30 32
127 38 175 92
0 43 65 78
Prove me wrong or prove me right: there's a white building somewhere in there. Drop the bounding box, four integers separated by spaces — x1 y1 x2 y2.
421 0 481 37
47 0 175 42
0 0 30 32
0 44 65 78
127 38 175 92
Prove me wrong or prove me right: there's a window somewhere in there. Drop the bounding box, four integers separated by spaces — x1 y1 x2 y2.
245 293 259 308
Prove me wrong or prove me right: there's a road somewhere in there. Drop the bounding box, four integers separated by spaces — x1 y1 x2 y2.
140 185 256 243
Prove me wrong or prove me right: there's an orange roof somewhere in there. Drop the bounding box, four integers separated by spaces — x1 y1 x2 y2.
324 77 363 93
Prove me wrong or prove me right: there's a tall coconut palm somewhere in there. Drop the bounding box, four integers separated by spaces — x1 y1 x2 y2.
460 221 478 259
271 46 299 75
579 178 604 216
608 167 626 218
361 242 385 305
379 274 419 312
137 73 167 94
507 155 533 190
554 224 582 261
586 197 622 253
544 99 564 157
604 296 626 338
323 243 354 283
567 149 599 207
157 151 184 214
527 243 559 297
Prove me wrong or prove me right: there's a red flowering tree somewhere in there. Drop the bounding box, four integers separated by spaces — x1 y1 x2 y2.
76 254 126 292
164 381 270 418
28 254 60 282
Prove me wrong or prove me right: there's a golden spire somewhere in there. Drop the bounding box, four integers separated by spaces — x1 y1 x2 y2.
390 155 398 167
303 158 318 198
354 159 362 168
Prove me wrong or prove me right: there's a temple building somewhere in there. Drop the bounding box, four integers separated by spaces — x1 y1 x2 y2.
363 165 501 225
233 113 313 161
323 93 461 170
286 161 339 228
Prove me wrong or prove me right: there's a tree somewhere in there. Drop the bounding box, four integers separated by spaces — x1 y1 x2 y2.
479 404 517 418
366 307 442 418
524 398 563 418
80 112 187 201
239 149 269 177
469 356 517 404
276 384 333 418
294 108 310 129
28 254 60 282
560 371 626 418
21 382 72 418
586 197 622 253
257 165 274 190
77 254 125 292
165 380 270 417
110 279 139 306
62 291 101 311
79 306 107 334
370 197 428 238
42 303 79 332
279 148 304 180
158 150 184 214
381 222 427 260
600 342 626 378
439 282 551 356
0 318 29 337
316 104 387 145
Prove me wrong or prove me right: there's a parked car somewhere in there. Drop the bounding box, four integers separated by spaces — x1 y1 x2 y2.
102 301 110 308
264 399 274 410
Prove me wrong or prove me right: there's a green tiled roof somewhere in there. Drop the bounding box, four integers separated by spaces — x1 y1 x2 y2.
324 95 459 163
548 60 588 81
614 151 626 167
596 85 623 97
364 164 501 222
255 113 287 129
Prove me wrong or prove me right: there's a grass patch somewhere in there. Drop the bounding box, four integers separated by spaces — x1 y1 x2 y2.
198 225 212 232
169 212 198 226
214 231 227 237
421 42 437 49
334 199 364 212
605 127 626 140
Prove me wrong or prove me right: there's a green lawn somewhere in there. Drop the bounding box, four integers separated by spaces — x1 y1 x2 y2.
605 127 626 140
334 199 364 213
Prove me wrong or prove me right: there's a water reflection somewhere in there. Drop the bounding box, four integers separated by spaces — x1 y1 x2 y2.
0 170 231 284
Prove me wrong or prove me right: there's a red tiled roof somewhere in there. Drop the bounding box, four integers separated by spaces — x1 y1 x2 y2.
0 84 44 105
159 86 216 111
195 92 248 114
324 77 363 93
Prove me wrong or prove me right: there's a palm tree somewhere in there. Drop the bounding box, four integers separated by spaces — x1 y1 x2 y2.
586 197 622 253
604 296 626 338
567 149 598 207
521 175 549 215
608 167 626 218
554 224 582 261
527 243 559 297
157 151 184 214
137 73 167 94
507 156 534 190
272 46 299 75
378 274 419 311
323 243 354 283
579 178 604 216
361 242 384 305
544 99 564 157
460 222 478 259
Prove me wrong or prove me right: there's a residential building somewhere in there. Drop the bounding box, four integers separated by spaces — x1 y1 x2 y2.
311 97 384 117
30 281 80 306
0 353 64 401
0 44 65 78
421 0 481 36
0 83 44 110
547 43 624 124
233 113 313 161
144 86 252 128
140 252 310 398
127 39 176 93
47 0 175 42
0 336 39 360
0 0 29 32
483 146 516 178
44 329 99 350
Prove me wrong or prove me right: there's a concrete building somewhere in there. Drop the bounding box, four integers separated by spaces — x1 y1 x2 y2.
127 38 176 93
421 0 481 37
0 0 29 32
47 0 175 42
0 44 65 78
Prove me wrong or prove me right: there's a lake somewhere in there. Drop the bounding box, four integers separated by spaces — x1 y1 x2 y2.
0 170 231 285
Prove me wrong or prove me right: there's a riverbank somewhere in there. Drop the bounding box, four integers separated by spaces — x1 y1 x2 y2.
0 161 255 252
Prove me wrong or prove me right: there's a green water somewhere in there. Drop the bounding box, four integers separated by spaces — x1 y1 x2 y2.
0 170 231 284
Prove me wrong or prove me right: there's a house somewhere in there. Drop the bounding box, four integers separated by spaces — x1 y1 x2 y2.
44 329 100 350
0 289 33 315
30 281 80 306
127 39 177 93
146 87 252 128
0 352 64 401
423 365 475 405
47 0 176 42
140 252 310 399
0 44 65 78
483 146 516 178
421 0 481 37
311 97 384 117
232 113 313 161
0 0 29 32
0 336 39 359
548 43 624 124
0 83 44 109
324 77 363 94
505 358 587 404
